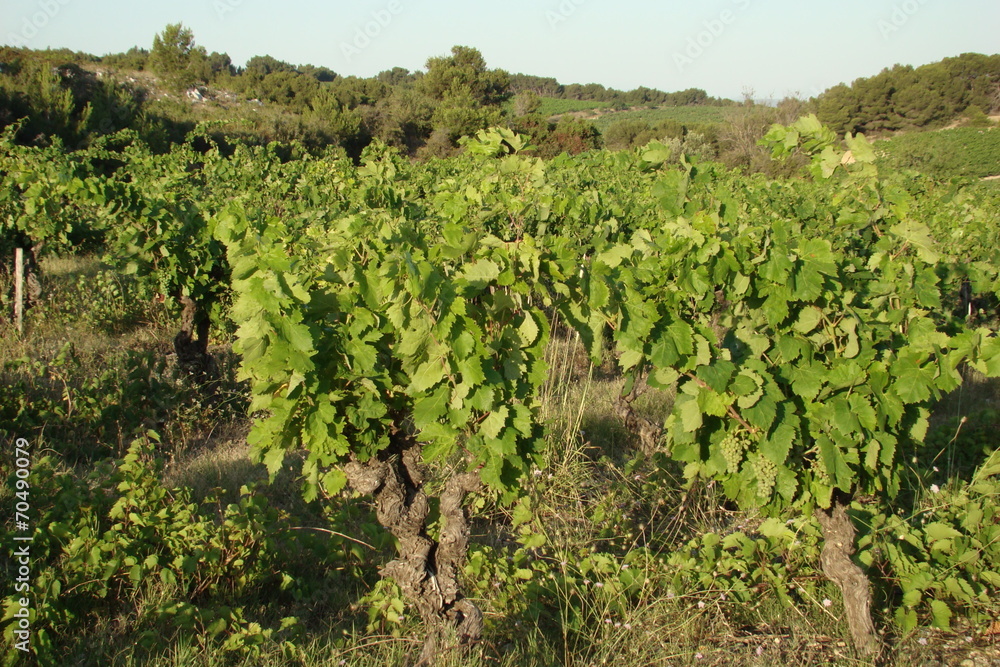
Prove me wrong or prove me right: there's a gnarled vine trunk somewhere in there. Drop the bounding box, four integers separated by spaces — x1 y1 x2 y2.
343 427 482 666
815 493 879 657
173 294 212 381
24 243 42 307
614 372 661 455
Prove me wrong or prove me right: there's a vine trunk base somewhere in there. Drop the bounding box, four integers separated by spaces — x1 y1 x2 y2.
815 495 880 657
343 427 482 666
173 295 213 383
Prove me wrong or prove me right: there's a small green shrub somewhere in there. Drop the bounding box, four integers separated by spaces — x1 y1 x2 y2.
0 436 316 665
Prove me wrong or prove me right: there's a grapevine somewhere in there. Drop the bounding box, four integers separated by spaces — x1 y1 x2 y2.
6 123 1000 662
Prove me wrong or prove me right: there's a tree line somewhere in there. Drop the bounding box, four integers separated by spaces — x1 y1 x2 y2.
1 25 997 162
0 24 722 160
815 52 1000 135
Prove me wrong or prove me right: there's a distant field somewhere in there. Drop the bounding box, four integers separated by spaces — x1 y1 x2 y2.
876 126 1000 180
537 97 612 116
589 105 731 130
535 98 732 128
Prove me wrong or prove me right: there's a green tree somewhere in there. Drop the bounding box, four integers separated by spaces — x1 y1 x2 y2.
377 66 417 87
206 52 235 79
665 87 710 106
420 45 510 107
324 75 391 109
508 73 562 97
253 71 320 112
304 87 365 149
149 23 195 77
101 47 149 71
815 53 1000 133
243 55 296 79
420 46 510 144
148 23 210 90
432 96 502 140
299 64 337 82
816 84 859 134
369 88 434 151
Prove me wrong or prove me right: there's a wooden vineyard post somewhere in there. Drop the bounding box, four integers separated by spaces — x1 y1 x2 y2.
14 247 24 333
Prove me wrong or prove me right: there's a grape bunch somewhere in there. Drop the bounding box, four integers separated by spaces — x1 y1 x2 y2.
719 428 754 475
811 457 831 485
752 452 777 499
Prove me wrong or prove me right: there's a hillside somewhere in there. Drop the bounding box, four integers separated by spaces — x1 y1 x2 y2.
815 53 1000 135
0 35 726 160
0 32 996 173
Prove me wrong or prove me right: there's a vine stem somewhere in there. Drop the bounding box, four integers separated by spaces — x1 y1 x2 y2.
284 526 375 550
683 371 757 433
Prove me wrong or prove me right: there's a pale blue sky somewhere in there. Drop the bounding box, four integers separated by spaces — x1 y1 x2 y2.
2 0 997 100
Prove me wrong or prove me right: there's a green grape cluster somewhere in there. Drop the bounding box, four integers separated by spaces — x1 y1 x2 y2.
719 429 754 475
811 457 832 485
752 452 777 499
